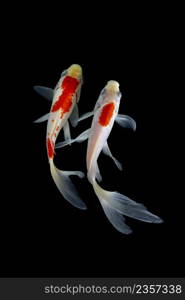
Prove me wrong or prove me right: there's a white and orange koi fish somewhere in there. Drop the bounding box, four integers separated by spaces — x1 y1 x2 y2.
56 80 163 233
34 64 86 210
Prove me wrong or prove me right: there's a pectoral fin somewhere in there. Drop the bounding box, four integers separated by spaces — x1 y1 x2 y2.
78 111 94 122
33 86 54 101
34 112 50 123
55 129 90 149
116 114 136 131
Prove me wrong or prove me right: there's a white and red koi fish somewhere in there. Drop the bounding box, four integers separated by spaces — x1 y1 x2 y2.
34 64 86 210
56 80 163 234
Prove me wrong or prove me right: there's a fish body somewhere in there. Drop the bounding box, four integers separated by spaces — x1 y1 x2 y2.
87 81 163 233
87 81 121 183
34 64 86 210
46 66 82 160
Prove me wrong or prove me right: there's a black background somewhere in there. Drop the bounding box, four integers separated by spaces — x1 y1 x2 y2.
1 4 184 278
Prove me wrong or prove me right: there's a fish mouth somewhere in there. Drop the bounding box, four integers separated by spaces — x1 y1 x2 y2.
68 64 82 79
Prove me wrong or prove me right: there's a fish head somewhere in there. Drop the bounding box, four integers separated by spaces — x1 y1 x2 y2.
67 64 82 80
105 80 121 99
100 80 121 104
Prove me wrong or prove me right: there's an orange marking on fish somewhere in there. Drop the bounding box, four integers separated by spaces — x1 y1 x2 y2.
99 102 115 126
47 138 54 159
52 119 54 122
51 76 79 116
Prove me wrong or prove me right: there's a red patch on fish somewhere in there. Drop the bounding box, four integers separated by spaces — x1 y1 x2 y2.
47 138 54 159
99 102 115 126
51 76 79 115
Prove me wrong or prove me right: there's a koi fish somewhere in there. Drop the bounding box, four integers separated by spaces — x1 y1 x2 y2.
56 80 163 234
34 64 86 210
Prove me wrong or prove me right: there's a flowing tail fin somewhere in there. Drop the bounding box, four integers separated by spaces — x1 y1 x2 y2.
92 180 163 234
50 160 87 210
